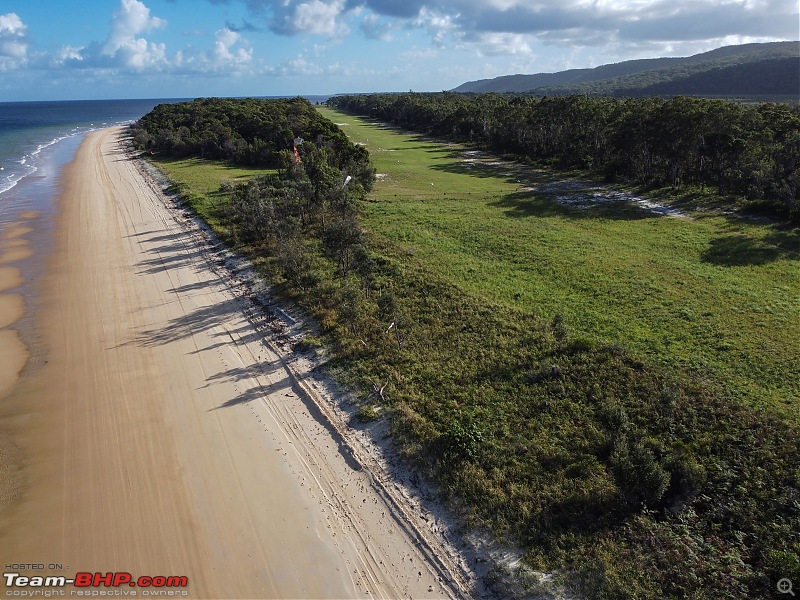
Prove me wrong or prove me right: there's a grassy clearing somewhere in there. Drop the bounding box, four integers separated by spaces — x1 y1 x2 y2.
320 106 800 414
144 111 800 598
149 156 275 233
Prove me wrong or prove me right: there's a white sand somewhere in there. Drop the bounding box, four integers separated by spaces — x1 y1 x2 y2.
0 128 470 599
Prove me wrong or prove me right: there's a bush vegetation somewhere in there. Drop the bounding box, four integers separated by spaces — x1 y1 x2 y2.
132 97 800 598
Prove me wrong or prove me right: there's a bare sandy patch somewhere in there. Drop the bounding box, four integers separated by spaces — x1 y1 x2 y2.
0 267 22 292
0 246 33 264
0 239 27 248
1 225 33 240
0 329 27 401
0 294 24 329
0 433 22 515
0 325 28 515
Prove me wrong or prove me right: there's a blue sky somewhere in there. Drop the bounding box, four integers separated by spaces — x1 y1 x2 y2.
0 0 797 101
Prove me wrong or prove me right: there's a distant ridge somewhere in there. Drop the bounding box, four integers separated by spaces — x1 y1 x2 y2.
453 41 799 98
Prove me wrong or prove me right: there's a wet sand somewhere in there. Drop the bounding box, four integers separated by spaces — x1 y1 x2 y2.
0 294 23 329
0 266 24 292
0 329 26 405
0 212 36 517
0 128 468 599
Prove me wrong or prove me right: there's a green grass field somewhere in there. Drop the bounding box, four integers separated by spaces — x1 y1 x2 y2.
319 106 800 414
145 111 800 598
149 156 274 234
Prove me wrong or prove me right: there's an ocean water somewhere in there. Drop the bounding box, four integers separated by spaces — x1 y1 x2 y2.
0 99 184 365
0 99 187 220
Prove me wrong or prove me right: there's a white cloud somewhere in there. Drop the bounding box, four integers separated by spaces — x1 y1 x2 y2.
100 0 168 69
471 32 536 58
168 28 255 74
54 45 84 65
213 28 253 65
362 0 796 52
399 46 439 60
44 1 257 76
222 0 796 59
0 13 28 70
415 7 457 48
360 13 394 41
272 0 349 37
281 54 324 75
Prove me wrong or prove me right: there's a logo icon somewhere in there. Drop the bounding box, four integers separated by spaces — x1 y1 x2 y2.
778 578 795 596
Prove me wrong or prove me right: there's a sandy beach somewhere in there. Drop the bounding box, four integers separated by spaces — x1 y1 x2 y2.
0 127 471 599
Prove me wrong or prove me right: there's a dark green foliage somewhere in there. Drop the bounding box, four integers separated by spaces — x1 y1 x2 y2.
440 418 485 463
140 99 800 598
767 549 800 585
610 437 670 506
551 311 568 345
632 57 800 97
131 97 374 182
134 98 375 297
323 217 364 276
355 404 381 423
661 443 706 506
329 92 800 222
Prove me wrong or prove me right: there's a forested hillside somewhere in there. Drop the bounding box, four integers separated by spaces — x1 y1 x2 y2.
328 92 800 222
543 54 799 98
454 41 799 98
631 57 799 97
454 57 684 94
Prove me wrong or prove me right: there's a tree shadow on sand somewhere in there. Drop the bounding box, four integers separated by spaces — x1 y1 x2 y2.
208 378 293 409
202 362 283 387
132 301 242 347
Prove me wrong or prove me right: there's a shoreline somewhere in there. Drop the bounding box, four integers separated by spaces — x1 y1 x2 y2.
0 131 83 417
0 126 476 599
0 206 43 513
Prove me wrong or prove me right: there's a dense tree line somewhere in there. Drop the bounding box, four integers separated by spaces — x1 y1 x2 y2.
328 93 800 221
132 97 375 289
131 97 372 179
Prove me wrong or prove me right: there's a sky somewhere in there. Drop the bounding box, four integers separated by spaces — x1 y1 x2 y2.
0 0 797 101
